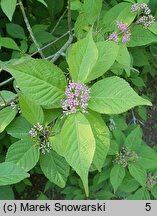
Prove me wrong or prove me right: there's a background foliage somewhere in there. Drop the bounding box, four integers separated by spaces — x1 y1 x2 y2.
1 0 157 200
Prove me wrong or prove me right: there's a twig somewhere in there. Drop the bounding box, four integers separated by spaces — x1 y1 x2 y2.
51 9 68 34
48 0 73 62
129 109 145 126
0 77 14 87
131 110 137 124
48 34 73 62
0 95 18 110
18 0 45 58
31 30 71 57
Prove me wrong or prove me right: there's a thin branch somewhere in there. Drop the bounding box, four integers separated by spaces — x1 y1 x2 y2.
18 0 45 58
0 95 18 110
51 9 68 34
31 30 71 57
48 0 73 62
129 109 145 126
48 34 73 62
31 1 74 59
0 77 14 87
131 110 137 124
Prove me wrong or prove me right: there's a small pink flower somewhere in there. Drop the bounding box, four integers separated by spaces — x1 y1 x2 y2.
122 32 131 43
62 81 90 115
116 21 128 32
108 32 118 44
71 107 76 113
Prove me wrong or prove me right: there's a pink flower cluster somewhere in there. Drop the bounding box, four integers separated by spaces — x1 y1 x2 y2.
108 21 131 44
116 21 131 43
116 21 129 32
108 33 118 44
29 122 43 138
29 123 51 154
10 102 21 113
131 3 155 28
62 81 90 115
136 15 155 29
131 3 151 14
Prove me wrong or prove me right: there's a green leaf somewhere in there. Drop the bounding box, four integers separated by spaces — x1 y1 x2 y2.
86 41 119 82
0 162 29 186
45 0 64 16
103 2 134 32
4 59 66 108
53 115 67 134
110 164 125 192
20 40 28 53
1 0 17 21
0 91 16 104
95 189 115 200
151 185 157 199
83 0 102 24
124 126 142 151
71 0 82 11
127 25 157 47
7 116 32 139
19 94 44 125
116 3 136 25
67 30 98 83
93 166 111 185
6 139 40 172
74 13 88 39
128 163 147 187
0 106 17 133
113 116 128 131
112 129 125 147
89 76 152 114
32 24 48 33
0 186 14 200
137 106 147 121
6 23 26 39
137 0 149 3
36 0 47 7
86 111 110 171
0 37 20 50
43 109 61 125
61 112 95 196
116 45 131 76
131 77 145 87
110 62 124 76
40 150 69 188
34 31 55 44
137 144 157 170
118 173 140 193
131 48 149 67
124 0 135 3
149 22 157 35
50 134 64 157
108 140 119 155
37 192 49 200
128 187 150 200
